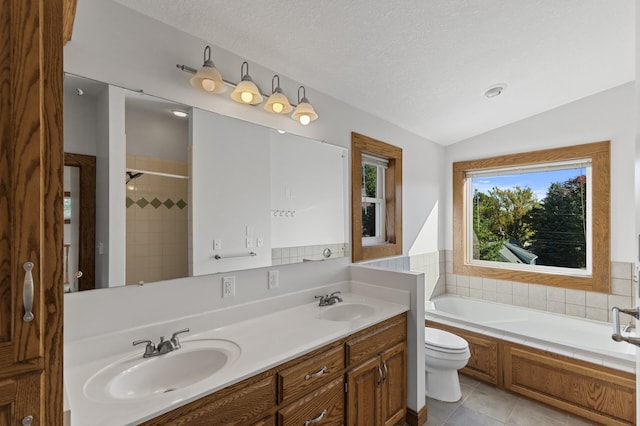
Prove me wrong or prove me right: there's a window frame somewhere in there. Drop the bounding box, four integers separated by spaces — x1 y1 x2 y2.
352 132 402 262
452 141 610 293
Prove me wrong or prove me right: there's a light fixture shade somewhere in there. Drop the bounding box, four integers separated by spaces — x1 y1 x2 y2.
190 46 226 93
291 86 318 125
231 79 263 105
190 66 226 93
292 100 318 125
264 89 292 114
230 62 263 105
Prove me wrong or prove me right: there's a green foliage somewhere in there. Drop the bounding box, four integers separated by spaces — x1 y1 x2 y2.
472 187 538 262
473 175 587 269
528 176 587 268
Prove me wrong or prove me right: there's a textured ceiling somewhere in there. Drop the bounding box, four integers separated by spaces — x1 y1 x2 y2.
113 0 634 145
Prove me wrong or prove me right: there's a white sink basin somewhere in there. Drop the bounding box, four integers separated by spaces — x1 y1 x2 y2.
320 303 375 322
84 339 240 401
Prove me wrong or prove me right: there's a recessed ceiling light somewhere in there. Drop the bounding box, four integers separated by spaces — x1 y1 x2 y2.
74 88 84 96
483 84 507 99
172 110 188 118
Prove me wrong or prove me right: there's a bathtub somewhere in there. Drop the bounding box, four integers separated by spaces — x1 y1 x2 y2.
426 295 636 372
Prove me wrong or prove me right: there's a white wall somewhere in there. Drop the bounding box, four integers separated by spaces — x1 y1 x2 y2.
445 82 636 263
190 109 272 274
64 0 445 262
270 132 347 247
63 89 98 156
125 99 189 163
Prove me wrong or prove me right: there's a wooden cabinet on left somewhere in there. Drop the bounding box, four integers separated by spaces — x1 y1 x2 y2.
1 0 75 424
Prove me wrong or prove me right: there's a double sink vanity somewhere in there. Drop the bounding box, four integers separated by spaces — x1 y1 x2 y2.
64 288 410 425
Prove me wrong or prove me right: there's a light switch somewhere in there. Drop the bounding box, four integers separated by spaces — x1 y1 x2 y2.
246 237 253 248
257 237 264 248
213 239 222 250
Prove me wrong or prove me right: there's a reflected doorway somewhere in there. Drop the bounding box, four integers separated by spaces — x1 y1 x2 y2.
64 153 96 291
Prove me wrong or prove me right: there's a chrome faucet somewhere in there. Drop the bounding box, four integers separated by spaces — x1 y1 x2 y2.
133 328 190 358
623 321 635 333
315 291 343 306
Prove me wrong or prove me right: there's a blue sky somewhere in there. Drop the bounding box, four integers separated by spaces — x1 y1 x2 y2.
472 167 585 201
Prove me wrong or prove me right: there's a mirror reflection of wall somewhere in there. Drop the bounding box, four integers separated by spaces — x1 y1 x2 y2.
124 97 190 284
63 74 349 290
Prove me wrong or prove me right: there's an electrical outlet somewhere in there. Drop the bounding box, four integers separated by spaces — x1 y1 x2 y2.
268 270 279 289
257 237 264 248
222 276 235 298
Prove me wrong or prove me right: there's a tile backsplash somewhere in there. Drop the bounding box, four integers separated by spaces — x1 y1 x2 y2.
443 250 635 323
361 249 635 324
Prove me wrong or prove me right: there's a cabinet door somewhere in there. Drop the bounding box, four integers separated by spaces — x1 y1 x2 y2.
0 373 42 425
380 342 406 426
346 356 381 426
1 0 64 423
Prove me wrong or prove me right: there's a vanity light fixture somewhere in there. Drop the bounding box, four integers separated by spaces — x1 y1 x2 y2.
230 62 263 105
264 75 292 114
190 46 226 93
177 46 318 125
291 86 318 126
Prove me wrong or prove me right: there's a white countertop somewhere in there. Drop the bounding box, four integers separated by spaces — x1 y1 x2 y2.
65 292 408 425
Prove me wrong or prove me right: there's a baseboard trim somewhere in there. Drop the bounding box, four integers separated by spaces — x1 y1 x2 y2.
406 405 428 426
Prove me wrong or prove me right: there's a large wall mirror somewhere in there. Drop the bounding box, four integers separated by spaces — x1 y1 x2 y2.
63 74 349 291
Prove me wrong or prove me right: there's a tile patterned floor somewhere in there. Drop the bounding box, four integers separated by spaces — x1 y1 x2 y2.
423 374 597 426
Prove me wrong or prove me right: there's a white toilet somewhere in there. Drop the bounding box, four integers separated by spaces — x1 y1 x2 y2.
424 327 471 402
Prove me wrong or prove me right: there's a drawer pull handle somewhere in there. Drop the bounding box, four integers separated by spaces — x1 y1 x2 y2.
23 262 34 322
304 409 327 426
382 361 389 383
377 365 383 387
304 366 328 380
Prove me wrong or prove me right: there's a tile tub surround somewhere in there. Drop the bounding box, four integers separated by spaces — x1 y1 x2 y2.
443 250 635 323
65 291 409 426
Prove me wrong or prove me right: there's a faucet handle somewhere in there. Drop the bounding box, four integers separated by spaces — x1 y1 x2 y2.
171 328 190 349
330 291 343 302
133 339 155 356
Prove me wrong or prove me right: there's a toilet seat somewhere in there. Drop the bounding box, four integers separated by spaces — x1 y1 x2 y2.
425 327 469 354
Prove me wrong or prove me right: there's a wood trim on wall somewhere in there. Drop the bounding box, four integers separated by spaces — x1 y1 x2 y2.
64 153 96 291
63 0 77 44
405 405 428 426
351 132 403 262
452 141 610 293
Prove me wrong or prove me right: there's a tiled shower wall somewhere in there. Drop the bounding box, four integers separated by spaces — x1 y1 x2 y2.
125 155 189 284
272 243 349 265
362 250 635 323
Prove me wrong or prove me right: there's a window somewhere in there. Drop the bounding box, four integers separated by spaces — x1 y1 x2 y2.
352 132 402 262
453 141 610 293
362 155 388 245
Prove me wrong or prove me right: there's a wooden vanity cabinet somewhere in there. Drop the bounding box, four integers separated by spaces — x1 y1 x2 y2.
346 315 407 426
145 313 408 426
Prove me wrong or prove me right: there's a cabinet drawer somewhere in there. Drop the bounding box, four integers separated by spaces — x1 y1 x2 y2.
278 376 345 426
278 345 344 404
142 375 276 426
346 314 406 366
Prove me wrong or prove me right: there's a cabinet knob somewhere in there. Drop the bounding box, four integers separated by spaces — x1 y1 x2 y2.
304 409 327 426
304 366 327 380
22 262 34 322
22 415 33 426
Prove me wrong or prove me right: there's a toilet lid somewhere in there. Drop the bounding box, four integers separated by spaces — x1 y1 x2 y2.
425 327 468 351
